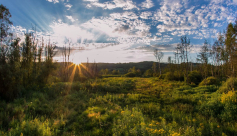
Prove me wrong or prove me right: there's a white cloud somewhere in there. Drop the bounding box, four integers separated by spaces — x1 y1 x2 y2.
42 0 237 59
140 11 152 19
233 0 237 4
46 0 59 4
151 0 236 41
85 0 138 10
64 3 72 10
140 0 154 9
66 16 76 22
49 22 95 46
79 11 153 47
83 0 98 2
110 12 138 20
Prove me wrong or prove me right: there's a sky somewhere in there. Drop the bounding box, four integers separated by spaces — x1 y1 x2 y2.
1 0 237 63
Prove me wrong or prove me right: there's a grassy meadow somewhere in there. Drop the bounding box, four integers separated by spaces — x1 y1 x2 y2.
1 76 237 136
1 3 237 136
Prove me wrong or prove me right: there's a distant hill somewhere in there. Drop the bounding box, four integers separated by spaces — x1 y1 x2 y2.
56 61 200 74
81 61 168 74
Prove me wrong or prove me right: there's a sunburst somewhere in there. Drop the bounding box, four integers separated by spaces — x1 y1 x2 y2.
72 58 81 65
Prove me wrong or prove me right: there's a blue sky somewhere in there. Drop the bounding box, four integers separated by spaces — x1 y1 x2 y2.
1 0 237 63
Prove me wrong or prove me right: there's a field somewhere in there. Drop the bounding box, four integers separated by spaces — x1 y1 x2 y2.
1 77 237 136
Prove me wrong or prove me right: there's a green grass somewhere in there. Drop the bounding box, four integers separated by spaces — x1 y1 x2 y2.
1 77 237 135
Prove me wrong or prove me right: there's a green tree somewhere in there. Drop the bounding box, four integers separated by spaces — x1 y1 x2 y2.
0 4 13 42
144 69 153 77
112 69 119 75
104 68 109 75
210 33 225 77
128 66 136 73
225 23 237 76
151 62 157 75
100 69 105 75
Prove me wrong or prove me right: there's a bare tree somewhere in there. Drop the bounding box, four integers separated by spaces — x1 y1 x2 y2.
154 49 164 75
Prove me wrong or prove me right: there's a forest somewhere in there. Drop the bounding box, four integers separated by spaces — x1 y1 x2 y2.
1 3 237 136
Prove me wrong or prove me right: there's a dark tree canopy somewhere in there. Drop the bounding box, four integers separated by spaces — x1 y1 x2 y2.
0 4 13 42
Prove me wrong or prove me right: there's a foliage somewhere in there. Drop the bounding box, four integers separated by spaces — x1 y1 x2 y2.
199 76 220 86
0 77 235 135
0 4 13 42
165 71 184 81
218 77 237 93
112 69 119 75
0 33 56 101
125 72 136 77
125 67 142 77
186 70 202 85
1 4 237 136
220 91 237 121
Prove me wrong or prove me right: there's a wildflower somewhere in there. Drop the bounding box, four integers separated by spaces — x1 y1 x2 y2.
217 125 220 128
121 111 124 114
131 114 134 117
171 132 181 136
140 122 145 126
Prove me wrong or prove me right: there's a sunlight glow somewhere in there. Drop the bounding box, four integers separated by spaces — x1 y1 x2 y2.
72 59 81 65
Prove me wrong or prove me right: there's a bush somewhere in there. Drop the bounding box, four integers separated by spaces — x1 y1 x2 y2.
165 71 184 81
125 72 136 77
143 69 153 77
220 91 237 121
199 76 220 86
186 70 202 85
158 74 166 79
112 107 146 135
112 70 119 75
7 118 55 136
218 77 237 93
165 72 174 81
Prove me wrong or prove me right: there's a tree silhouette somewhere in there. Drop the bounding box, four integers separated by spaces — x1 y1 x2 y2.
0 4 13 42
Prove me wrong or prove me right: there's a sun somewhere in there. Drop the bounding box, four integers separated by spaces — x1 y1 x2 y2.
72 59 81 65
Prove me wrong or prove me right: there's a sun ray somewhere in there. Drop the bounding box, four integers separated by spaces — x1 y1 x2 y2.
79 63 92 77
67 63 74 69
78 64 83 77
65 64 77 94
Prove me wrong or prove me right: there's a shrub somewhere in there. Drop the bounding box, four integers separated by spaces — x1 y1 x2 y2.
112 107 146 135
186 70 202 85
158 74 166 79
220 91 237 121
199 98 224 118
7 118 55 136
143 69 153 77
218 77 237 93
199 76 220 86
165 71 184 81
125 72 136 77
112 70 119 75
165 72 175 81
